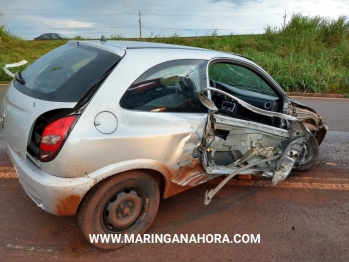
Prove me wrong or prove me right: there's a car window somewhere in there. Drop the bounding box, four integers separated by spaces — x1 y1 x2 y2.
13 43 121 102
209 63 277 96
120 59 208 113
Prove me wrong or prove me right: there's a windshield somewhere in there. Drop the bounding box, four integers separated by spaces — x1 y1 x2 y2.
57 34 68 38
13 43 121 102
209 63 277 96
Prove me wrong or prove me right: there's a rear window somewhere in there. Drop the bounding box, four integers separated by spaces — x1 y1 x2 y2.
13 43 121 102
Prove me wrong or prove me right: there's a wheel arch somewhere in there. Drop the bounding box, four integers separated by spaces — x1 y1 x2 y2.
77 168 165 215
76 159 194 215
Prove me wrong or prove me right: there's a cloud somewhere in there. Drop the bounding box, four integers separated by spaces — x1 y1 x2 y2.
209 0 260 7
46 20 94 29
2 0 348 39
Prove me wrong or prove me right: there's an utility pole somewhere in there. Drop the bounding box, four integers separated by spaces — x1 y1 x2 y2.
138 10 142 38
0 9 4 29
283 11 286 29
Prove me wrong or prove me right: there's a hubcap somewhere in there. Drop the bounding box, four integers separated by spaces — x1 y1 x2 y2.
103 188 143 231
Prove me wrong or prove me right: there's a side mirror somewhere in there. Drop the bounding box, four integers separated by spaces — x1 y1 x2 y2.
198 90 218 111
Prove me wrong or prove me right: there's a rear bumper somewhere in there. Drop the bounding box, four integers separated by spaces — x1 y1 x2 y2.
7 144 96 216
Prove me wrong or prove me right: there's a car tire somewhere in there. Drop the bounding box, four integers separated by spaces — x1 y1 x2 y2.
292 133 319 172
77 170 160 249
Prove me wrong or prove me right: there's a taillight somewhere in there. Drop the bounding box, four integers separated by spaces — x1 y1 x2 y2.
40 115 79 162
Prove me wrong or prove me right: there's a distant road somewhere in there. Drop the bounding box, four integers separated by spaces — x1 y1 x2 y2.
290 96 349 132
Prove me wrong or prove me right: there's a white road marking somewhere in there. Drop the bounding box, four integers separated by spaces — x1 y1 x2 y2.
326 162 337 166
6 244 55 253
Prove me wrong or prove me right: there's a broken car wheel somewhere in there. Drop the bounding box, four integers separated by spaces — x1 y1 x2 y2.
77 170 160 249
293 133 319 172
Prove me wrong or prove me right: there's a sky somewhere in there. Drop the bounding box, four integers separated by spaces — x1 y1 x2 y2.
0 0 348 39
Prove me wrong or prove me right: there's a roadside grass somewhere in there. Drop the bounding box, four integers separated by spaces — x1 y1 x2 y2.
1 14 348 93
0 26 65 82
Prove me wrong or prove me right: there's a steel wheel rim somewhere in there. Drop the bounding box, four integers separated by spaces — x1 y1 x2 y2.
102 187 146 232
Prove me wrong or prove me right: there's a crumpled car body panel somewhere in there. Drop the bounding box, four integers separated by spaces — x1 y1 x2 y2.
172 88 317 203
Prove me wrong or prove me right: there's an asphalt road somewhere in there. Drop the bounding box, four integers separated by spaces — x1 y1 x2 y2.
0 85 348 261
290 96 349 132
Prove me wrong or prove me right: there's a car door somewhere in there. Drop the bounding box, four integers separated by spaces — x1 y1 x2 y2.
50 33 59 40
41 34 50 40
198 58 312 194
117 59 210 187
207 59 291 127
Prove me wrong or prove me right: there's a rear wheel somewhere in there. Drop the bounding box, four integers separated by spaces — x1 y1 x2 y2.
78 170 160 249
293 133 319 172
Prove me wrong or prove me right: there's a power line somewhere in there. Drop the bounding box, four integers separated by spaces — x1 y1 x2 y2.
6 25 138 29
1 8 288 14
3 12 284 17
6 25 262 31
142 26 260 31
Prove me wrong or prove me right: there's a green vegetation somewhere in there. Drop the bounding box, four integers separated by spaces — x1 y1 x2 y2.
1 14 348 93
0 26 66 82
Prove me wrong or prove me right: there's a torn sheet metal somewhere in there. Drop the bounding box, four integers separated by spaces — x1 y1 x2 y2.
272 137 306 185
3 60 27 78
172 158 211 186
204 137 306 204
199 87 314 204
290 100 328 145
204 155 281 204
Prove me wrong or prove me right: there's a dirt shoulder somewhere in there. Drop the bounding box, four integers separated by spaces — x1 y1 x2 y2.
286 92 345 98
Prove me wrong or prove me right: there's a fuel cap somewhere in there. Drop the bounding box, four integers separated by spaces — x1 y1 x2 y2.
94 111 118 134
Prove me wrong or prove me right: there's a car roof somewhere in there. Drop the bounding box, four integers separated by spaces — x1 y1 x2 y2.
68 40 204 50
111 40 209 50
66 40 252 62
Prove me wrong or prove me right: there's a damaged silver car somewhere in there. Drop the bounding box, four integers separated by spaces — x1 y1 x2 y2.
1 39 327 249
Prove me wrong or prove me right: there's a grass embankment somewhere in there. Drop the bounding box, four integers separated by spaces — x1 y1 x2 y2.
1 14 348 93
0 29 66 82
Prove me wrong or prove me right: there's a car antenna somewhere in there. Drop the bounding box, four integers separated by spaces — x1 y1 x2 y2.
100 35 107 42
